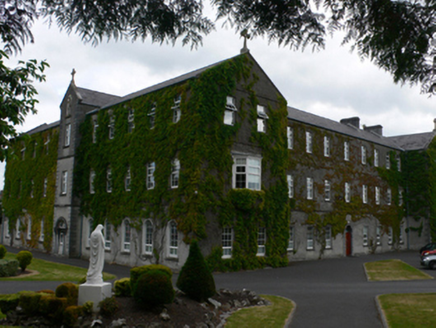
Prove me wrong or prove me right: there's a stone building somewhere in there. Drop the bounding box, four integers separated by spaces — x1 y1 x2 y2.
0 52 432 271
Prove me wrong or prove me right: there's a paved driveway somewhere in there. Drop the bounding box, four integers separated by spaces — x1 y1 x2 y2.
1 248 434 327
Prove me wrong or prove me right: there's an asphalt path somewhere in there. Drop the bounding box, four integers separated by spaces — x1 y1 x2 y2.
1 247 434 327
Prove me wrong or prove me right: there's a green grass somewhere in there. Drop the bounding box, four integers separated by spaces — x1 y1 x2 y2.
364 259 432 281
226 295 294 328
379 293 436 328
0 252 115 282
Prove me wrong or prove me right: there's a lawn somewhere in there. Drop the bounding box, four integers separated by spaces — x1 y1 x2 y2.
225 294 294 328
378 293 436 328
1 252 115 282
364 259 432 281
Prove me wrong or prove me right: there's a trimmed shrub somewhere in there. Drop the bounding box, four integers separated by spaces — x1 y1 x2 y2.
99 297 119 317
0 245 6 259
176 240 216 302
39 294 67 323
132 269 174 307
19 292 42 316
0 259 18 277
114 277 131 296
82 301 93 315
16 251 33 272
36 289 55 295
130 264 172 291
0 294 20 314
63 305 83 327
55 282 78 306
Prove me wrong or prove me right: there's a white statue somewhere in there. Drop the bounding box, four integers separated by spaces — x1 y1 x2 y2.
86 224 105 284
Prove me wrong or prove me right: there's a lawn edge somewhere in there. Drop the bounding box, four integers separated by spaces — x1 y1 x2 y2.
364 259 433 282
375 295 389 328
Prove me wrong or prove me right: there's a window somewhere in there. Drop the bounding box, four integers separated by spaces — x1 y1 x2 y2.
257 105 268 133
257 227 266 256
87 218 93 247
125 167 131 191
43 178 48 197
39 219 44 242
122 219 131 252
399 222 404 244
387 188 392 205
61 171 68 195
109 115 115 139
147 162 155 190
376 226 381 245
5 219 10 238
287 226 294 251
171 158 180 188
307 226 314 250
399 189 403 206
287 127 293 149
30 180 34 198
363 226 368 246
169 221 178 257
26 217 32 240
106 167 112 193
33 142 37 158
44 135 50 154
386 154 391 169
306 177 313 200
287 175 294 198
324 136 330 157
149 104 156 129
90 170 95 194
374 149 379 167
15 219 21 239
104 220 111 250
66 95 72 117
324 180 331 202
172 95 181 123
233 156 261 190
306 131 312 153
362 185 368 204
397 155 401 171
344 141 349 161
143 220 153 255
222 227 233 258
361 146 366 164
375 186 380 205
65 123 71 147
128 109 135 133
345 182 351 203
325 226 332 249
224 96 237 126
388 227 393 245
92 119 98 143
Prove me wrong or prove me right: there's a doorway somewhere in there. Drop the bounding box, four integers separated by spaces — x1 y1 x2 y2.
345 226 352 256
54 218 68 256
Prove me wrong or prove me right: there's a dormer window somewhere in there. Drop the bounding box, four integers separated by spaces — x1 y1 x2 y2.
128 109 135 133
257 105 268 133
66 95 72 117
149 104 156 129
224 96 237 126
172 95 181 123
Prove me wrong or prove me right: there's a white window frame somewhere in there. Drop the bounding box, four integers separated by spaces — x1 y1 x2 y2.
363 226 368 246
362 185 368 204
15 219 21 239
143 220 153 255
257 227 266 256
171 158 180 189
387 188 392 205
26 217 32 240
386 154 391 169
344 141 349 161
90 169 95 194
399 189 403 206
287 175 294 198
172 106 181 124
107 168 112 193
307 226 314 250
92 119 98 143
168 221 178 258
361 146 366 165
374 149 379 167
104 220 111 250
306 131 312 153
128 109 135 133
257 105 268 133
149 105 156 129
44 135 50 154
324 136 330 157
397 155 401 172
399 222 404 244
306 177 313 200
122 219 131 253
109 115 115 139
287 226 294 251
325 180 331 202
325 226 332 249
287 126 293 150
147 162 156 190
61 171 68 195
65 123 71 147
222 227 233 259
388 227 393 245
224 96 237 126
125 167 131 191
375 186 380 205
233 156 262 191
345 182 351 203
39 219 44 242
376 226 382 245
43 178 48 197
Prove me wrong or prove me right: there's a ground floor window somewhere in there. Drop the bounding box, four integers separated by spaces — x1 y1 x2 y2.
104 220 111 250
325 226 332 249
363 226 368 246
376 226 381 245
388 227 393 245
87 218 93 247
169 221 178 257
26 217 32 240
39 219 44 242
15 219 21 239
122 219 131 252
307 226 314 250
257 227 266 256
143 220 153 255
222 227 233 258
287 226 294 251
399 222 404 244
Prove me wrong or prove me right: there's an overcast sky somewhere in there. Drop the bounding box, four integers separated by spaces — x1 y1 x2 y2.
2 13 435 188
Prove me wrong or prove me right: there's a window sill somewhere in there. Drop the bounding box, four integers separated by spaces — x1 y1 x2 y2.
166 256 179 262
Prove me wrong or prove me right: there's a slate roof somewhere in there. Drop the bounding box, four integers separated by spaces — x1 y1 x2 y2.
287 106 402 150
387 131 436 151
75 87 121 108
26 120 60 135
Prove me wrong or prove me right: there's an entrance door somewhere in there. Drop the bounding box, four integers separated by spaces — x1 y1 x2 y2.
345 226 352 256
58 232 64 255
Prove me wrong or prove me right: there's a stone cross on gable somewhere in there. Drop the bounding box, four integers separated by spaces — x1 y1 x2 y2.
240 29 250 54
71 68 76 84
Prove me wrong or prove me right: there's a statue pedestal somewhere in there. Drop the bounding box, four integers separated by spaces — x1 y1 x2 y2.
78 282 112 311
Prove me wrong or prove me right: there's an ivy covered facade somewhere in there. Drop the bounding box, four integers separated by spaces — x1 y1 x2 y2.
0 52 432 271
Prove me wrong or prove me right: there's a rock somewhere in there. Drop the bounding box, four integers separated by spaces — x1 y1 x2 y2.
91 319 103 327
195 323 208 328
233 299 241 308
159 308 171 321
109 318 127 328
241 299 249 307
218 288 232 296
208 298 221 309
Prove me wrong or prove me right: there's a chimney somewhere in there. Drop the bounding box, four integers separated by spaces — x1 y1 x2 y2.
340 117 360 129
364 125 383 136
433 118 436 131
